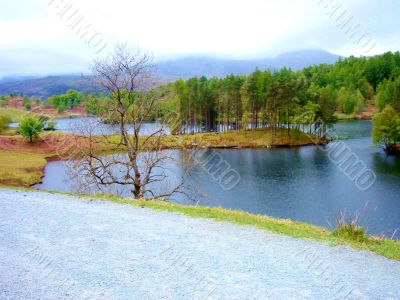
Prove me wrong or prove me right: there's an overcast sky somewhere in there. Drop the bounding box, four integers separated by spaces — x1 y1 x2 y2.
0 0 398 78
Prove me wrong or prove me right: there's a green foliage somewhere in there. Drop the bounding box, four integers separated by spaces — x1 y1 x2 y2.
37 115 56 130
358 79 374 99
0 108 30 122
22 96 30 104
84 94 109 115
0 114 11 133
18 116 43 143
376 78 400 112
372 105 400 149
364 52 396 90
166 67 331 138
332 214 368 243
240 80 250 131
337 88 365 115
353 90 365 113
0 96 9 107
98 90 144 124
24 102 32 111
157 51 400 139
45 119 57 130
30 97 41 106
46 89 83 113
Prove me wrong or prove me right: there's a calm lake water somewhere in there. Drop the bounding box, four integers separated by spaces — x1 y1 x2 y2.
10 117 169 136
34 120 400 238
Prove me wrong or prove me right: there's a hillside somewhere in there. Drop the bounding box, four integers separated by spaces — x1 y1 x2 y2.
0 75 96 99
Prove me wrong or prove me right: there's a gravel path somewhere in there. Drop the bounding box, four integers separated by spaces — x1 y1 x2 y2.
0 189 399 300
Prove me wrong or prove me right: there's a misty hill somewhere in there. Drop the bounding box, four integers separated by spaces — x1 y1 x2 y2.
0 50 340 99
0 75 95 99
158 49 340 78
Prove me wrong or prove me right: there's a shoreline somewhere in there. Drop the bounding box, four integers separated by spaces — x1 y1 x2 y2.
0 127 327 153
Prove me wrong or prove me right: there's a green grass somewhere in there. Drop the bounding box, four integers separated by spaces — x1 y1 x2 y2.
0 151 48 186
333 222 369 242
335 112 358 120
2 186 398 261
0 128 18 136
332 214 369 243
0 108 34 122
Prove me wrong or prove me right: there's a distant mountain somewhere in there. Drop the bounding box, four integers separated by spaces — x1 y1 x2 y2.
157 49 340 78
0 76 42 83
0 75 96 99
0 50 340 99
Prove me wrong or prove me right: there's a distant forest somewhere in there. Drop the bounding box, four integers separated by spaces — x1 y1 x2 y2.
9 51 399 145
156 51 400 137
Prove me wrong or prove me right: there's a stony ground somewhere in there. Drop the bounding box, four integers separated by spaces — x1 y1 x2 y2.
0 189 399 300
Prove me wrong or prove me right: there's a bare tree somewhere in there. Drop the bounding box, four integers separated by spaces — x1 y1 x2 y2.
76 44 185 199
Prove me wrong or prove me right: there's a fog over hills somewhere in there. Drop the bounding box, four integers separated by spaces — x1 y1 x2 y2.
0 49 340 99
158 49 340 79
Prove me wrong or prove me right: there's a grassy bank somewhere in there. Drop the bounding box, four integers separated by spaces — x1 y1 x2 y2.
0 108 35 122
1 186 399 261
0 151 48 186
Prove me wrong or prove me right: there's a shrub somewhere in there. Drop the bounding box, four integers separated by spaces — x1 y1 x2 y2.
36 115 56 131
47 90 84 113
372 105 400 149
0 114 11 134
45 119 57 131
0 96 9 107
18 116 43 143
332 212 368 243
24 102 32 111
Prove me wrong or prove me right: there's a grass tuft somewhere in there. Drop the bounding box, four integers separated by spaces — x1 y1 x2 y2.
333 217 368 243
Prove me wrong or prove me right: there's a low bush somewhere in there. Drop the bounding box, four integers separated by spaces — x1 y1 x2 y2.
0 114 11 134
332 212 368 243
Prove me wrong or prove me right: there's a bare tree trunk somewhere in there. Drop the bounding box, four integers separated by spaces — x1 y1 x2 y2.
75 44 185 200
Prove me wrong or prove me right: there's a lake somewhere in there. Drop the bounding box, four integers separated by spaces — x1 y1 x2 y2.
10 117 170 136
34 120 400 238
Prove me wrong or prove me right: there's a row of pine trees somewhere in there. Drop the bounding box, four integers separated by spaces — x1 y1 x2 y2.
160 51 400 140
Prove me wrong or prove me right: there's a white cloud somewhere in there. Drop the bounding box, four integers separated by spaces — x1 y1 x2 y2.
0 0 398 77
